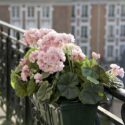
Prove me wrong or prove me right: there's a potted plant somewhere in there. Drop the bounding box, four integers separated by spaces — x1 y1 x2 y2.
11 28 124 125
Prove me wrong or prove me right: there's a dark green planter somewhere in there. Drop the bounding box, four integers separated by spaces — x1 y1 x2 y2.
41 102 97 125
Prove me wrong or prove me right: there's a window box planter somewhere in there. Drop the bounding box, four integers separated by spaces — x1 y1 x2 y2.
34 101 97 125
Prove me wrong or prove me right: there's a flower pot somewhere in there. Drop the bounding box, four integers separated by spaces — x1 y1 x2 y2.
39 102 97 125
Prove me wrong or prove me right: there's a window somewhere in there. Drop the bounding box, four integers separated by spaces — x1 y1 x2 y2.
12 6 20 18
107 45 114 57
108 5 115 17
40 6 52 28
71 26 75 35
81 26 88 38
108 25 114 37
42 6 50 18
121 5 125 17
120 25 125 37
28 6 35 18
120 45 125 56
72 5 75 17
81 5 88 17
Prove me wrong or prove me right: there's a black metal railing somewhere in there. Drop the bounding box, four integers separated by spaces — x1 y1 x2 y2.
0 20 32 125
0 20 125 125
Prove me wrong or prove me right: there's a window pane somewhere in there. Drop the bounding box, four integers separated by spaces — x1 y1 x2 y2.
108 5 115 17
120 45 125 55
121 5 125 17
43 6 50 18
12 6 20 18
121 25 125 36
81 26 88 38
28 6 34 17
81 5 88 17
71 26 75 35
108 25 114 37
72 5 75 17
107 45 113 57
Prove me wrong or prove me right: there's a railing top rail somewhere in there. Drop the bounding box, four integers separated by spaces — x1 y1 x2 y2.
105 87 125 102
0 20 25 33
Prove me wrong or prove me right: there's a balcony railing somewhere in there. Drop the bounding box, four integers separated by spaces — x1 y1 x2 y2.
0 20 125 125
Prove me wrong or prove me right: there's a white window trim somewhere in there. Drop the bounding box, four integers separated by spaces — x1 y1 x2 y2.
24 4 38 29
120 4 125 19
39 5 53 28
71 2 91 57
106 4 117 20
25 5 37 20
9 4 23 28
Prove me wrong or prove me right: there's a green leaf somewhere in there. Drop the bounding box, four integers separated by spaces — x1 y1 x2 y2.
11 70 27 97
29 63 39 71
57 72 79 99
57 72 79 86
15 79 27 97
42 73 50 79
79 84 105 104
82 67 99 79
58 85 79 99
37 81 53 102
108 76 124 88
27 79 37 96
11 70 20 89
87 76 99 85
90 58 97 67
82 58 91 67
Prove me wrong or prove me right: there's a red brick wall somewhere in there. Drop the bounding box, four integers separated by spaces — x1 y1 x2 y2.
0 5 10 23
90 4 106 58
53 5 71 33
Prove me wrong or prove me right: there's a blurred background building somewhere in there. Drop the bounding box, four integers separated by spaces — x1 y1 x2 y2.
0 0 125 62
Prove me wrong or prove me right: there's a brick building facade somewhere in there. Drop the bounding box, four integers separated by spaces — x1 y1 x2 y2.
0 0 125 62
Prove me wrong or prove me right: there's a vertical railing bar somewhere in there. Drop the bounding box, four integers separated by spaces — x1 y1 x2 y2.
6 27 12 122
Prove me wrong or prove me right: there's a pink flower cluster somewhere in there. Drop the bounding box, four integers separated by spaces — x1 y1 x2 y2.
92 52 100 60
21 65 30 81
23 28 54 46
37 31 75 51
34 73 42 83
37 47 66 74
110 64 125 78
29 50 39 63
20 28 86 81
63 43 86 61
23 28 75 48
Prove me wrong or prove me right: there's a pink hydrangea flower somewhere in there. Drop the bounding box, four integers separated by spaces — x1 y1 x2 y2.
23 29 40 46
21 65 30 81
110 64 125 78
34 73 42 83
37 31 75 50
39 28 55 39
92 52 100 60
118 68 124 78
55 33 75 44
63 43 86 61
29 50 38 63
110 64 120 69
37 47 66 74
38 31 61 50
